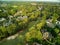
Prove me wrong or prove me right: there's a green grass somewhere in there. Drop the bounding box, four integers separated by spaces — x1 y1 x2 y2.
0 38 19 45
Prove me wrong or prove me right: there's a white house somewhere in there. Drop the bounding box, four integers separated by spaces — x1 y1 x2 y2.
46 19 55 28
16 16 28 21
0 18 6 22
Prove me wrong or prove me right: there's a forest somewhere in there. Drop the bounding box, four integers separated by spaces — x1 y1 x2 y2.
0 1 60 45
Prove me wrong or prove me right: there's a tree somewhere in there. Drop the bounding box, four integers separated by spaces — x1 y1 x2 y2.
25 29 42 43
52 13 59 23
7 24 16 35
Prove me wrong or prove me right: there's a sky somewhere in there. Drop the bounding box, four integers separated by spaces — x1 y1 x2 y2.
0 0 60 2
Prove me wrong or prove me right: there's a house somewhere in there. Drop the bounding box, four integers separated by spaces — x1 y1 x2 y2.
43 32 53 39
56 20 60 25
46 19 55 28
56 20 60 28
8 15 13 18
0 18 6 22
31 3 37 5
0 18 6 26
16 16 28 21
3 16 13 26
1 3 7 7
14 11 22 17
38 6 43 11
2 9 7 13
3 21 12 27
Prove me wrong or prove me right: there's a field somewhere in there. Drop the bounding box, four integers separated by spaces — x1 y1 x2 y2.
0 1 60 45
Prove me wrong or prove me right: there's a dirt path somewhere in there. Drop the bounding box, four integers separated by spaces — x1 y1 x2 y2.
0 30 23 43
6 30 23 40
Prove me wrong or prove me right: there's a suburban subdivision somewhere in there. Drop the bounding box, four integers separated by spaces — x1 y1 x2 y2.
0 1 60 45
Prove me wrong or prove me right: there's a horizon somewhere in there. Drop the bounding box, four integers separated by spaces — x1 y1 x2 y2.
0 0 60 2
